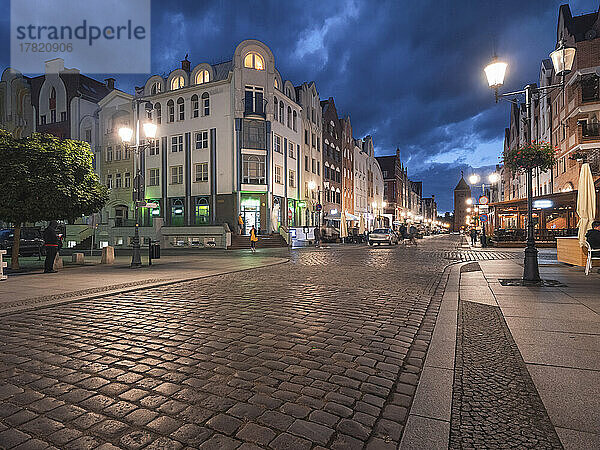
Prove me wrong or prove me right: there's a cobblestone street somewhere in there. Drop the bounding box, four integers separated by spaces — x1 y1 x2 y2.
0 236 467 449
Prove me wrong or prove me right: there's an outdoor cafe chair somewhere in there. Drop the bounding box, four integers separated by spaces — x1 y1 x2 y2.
585 241 600 275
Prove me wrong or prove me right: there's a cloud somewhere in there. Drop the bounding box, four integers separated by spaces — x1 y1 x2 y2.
0 0 596 211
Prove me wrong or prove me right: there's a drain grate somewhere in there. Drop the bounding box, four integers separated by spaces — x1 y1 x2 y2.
499 278 567 287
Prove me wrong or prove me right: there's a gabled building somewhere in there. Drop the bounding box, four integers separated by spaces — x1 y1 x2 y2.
321 97 342 217
551 4 600 193
295 81 322 226
340 116 355 216
0 69 33 138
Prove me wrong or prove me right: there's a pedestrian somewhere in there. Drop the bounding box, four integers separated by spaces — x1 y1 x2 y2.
314 225 321 248
238 214 244 235
470 228 478 246
249 225 258 252
409 225 418 246
43 221 60 273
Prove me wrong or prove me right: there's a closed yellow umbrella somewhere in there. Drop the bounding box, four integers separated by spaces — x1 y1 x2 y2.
358 215 365 234
577 163 596 247
340 211 348 239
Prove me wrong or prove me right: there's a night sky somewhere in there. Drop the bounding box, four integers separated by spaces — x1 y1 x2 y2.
1 0 598 212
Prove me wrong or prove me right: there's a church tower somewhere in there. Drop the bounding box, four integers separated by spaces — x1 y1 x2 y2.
453 173 471 232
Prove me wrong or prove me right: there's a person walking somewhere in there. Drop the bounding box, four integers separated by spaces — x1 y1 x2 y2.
43 221 60 273
470 228 478 246
249 225 258 252
314 226 321 248
409 224 418 246
238 214 244 235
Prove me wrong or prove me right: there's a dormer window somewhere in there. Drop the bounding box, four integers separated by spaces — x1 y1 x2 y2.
244 52 264 70
150 82 162 94
196 70 209 85
171 75 184 90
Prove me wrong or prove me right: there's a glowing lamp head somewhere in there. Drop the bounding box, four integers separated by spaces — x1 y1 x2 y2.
469 174 480 185
488 172 500 183
550 42 576 77
466 198 473 205
143 122 157 139
118 127 133 143
484 59 508 88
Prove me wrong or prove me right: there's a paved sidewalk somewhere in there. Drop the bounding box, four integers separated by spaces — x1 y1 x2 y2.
451 257 600 449
0 250 289 315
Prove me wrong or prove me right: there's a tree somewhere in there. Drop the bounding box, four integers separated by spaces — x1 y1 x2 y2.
0 131 109 269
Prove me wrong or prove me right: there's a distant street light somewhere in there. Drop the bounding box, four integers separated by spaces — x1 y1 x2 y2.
484 40 575 282
469 174 480 185
488 172 500 183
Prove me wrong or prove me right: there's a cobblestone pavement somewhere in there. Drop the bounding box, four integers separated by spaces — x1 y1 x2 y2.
449 263 563 449
0 235 518 449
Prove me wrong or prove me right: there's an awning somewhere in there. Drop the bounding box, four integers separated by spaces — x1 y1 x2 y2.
324 212 360 221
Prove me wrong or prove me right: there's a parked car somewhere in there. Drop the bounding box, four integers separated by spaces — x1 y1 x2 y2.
0 227 45 256
368 228 399 246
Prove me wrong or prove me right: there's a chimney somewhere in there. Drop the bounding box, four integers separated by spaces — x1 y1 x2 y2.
105 78 115 90
181 54 190 72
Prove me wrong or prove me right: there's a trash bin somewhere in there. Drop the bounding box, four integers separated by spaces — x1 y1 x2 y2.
149 241 160 265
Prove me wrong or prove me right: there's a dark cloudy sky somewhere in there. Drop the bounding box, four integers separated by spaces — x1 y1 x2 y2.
1 0 598 211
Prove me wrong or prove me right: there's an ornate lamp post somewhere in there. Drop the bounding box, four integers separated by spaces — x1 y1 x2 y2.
119 119 157 268
484 41 575 282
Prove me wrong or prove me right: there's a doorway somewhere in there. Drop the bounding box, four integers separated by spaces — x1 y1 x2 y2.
243 208 260 235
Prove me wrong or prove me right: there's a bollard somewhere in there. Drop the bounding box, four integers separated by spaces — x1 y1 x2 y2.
101 246 115 264
0 249 7 280
72 252 85 264
53 253 63 270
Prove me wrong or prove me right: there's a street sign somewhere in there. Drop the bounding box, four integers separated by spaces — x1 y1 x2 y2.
479 204 489 212
315 203 322 212
145 202 158 208
480 213 488 223
479 195 489 205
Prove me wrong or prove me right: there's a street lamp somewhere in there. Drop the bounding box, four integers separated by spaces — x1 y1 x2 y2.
484 40 575 282
488 172 500 184
469 174 480 185
119 113 157 268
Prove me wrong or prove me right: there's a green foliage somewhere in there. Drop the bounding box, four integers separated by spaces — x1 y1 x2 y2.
0 130 109 224
503 141 557 173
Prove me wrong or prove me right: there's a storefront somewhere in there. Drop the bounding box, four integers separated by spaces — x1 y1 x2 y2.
489 191 579 244
240 194 262 235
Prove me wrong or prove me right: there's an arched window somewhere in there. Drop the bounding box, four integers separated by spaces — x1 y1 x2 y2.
202 92 210 116
167 99 174 123
279 102 284 124
195 70 209 85
171 199 184 227
273 97 278 121
177 97 184 121
191 94 199 118
171 75 184 90
154 103 161 124
49 87 57 122
287 106 291 128
244 52 265 70
151 82 162 94
195 197 210 224
49 87 56 108
274 78 279 89
293 111 297 131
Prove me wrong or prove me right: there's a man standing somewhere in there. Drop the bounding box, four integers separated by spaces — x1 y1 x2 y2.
585 220 600 257
238 214 244 235
43 221 60 273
